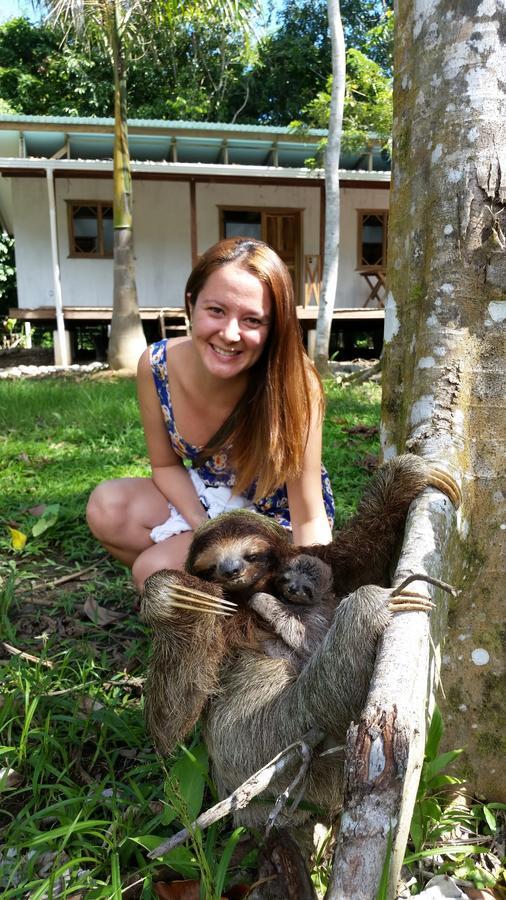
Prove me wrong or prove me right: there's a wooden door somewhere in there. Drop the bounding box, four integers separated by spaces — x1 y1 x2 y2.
263 212 301 304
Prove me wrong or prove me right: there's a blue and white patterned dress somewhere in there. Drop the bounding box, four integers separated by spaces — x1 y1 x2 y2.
150 339 335 530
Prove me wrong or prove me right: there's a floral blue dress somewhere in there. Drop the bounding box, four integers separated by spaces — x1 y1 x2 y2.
150 339 335 530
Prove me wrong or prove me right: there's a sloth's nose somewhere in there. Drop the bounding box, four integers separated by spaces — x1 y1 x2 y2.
218 557 245 579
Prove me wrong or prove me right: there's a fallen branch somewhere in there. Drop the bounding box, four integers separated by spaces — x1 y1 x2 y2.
326 488 460 899
16 563 104 595
341 361 381 385
148 727 326 858
2 641 54 668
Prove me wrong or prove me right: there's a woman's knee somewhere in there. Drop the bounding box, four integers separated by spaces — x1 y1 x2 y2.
86 480 128 538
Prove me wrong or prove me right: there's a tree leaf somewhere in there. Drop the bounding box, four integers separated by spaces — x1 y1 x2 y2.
31 503 60 537
82 597 126 626
7 526 27 550
425 705 444 760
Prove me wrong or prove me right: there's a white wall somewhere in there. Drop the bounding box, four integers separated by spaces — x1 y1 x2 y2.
11 174 388 311
12 178 54 308
339 186 390 308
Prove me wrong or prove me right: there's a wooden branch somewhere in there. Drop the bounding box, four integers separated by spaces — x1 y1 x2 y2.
148 727 325 859
326 489 457 899
341 360 382 385
2 642 54 668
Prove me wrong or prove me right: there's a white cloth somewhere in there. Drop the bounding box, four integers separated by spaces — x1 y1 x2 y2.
150 468 255 542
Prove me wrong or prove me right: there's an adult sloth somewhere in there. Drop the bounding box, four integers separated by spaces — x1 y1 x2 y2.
141 454 460 825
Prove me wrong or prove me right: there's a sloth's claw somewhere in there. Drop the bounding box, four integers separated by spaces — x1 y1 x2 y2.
427 466 462 508
167 598 233 617
166 585 237 617
167 582 237 609
388 588 434 614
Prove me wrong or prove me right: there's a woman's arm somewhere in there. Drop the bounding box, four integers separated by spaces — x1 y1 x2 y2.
286 386 333 547
137 349 208 530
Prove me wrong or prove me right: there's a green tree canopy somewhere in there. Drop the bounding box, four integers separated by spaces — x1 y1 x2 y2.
299 46 393 152
238 0 392 126
0 12 254 121
0 1 392 127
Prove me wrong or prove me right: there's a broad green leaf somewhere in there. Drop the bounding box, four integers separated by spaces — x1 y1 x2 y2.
31 503 60 537
482 805 497 831
170 743 209 820
425 705 444 760
425 748 463 781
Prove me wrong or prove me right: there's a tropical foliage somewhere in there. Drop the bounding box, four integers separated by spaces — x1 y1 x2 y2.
0 1 392 129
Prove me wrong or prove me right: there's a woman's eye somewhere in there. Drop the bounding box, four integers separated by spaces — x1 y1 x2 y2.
244 318 262 327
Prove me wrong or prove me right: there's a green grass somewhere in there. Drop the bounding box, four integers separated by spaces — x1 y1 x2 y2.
0 372 381 897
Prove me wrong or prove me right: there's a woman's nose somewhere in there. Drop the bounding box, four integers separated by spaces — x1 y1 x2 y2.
222 318 241 342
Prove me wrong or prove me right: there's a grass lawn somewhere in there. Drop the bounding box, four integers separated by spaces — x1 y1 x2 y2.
0 373 381 897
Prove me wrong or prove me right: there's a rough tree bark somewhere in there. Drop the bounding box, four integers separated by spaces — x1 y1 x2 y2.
327 0 505 895
314 0 346 375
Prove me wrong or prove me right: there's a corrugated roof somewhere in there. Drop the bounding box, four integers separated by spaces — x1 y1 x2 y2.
0 114 391 172
0 113 327 137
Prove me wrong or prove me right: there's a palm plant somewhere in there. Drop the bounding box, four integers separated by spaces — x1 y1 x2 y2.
39 0 257 371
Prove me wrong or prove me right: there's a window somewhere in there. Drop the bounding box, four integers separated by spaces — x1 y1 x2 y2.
219 207 301 302
67 201 113 258
222 210 262 240
357 210 388 269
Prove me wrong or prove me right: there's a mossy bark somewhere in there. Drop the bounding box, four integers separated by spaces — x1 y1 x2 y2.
382 0 505 802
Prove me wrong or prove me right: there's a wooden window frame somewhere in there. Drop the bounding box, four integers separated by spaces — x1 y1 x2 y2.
356 209 388 271
218 205 303 303
67 200 113 259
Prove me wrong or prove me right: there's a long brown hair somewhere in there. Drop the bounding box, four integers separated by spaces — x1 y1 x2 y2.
185 238 323 500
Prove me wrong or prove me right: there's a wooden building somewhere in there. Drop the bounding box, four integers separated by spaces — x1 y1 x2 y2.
0 114 390 362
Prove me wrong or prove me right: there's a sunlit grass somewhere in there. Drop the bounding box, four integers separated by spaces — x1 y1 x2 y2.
0 372 381 896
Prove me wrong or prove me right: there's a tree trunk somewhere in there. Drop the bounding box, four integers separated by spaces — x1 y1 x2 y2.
381 0 505 805
107 0 146 373
314 0 345 375
326 1 505 894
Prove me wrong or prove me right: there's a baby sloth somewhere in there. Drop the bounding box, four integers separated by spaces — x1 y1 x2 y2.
250 554 336 669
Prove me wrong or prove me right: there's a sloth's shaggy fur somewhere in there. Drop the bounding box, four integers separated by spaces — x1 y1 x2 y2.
141 454 457 826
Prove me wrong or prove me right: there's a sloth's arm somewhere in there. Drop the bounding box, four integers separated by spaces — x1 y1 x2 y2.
141 569 229 754
249 591 312 654
305 454 461 594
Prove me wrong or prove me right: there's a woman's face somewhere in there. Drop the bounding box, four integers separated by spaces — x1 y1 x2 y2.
190 262 272 380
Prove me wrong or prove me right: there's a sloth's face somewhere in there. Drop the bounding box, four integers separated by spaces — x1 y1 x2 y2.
275 556 333 606
191 535 275 592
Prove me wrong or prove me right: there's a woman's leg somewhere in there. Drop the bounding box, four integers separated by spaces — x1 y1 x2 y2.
86 477 172 567
86 477 197 589
131 532 195 591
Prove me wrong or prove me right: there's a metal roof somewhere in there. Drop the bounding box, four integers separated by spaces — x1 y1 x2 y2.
0 114 391 172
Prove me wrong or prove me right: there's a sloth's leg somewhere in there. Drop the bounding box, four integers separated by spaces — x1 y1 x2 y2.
141 569 229 754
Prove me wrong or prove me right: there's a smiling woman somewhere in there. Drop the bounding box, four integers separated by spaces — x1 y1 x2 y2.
86 238 335 590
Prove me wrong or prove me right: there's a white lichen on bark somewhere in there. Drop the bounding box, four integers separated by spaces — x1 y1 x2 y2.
372 0 506 893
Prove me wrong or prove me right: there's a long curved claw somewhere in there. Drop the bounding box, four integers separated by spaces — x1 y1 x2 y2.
166 585 237 617
427 466 462 508
167 598 233 617
169 582 237 609
389 588 434 614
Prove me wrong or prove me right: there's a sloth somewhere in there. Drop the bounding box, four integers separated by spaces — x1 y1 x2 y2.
250 554 336 668
141 453 460 826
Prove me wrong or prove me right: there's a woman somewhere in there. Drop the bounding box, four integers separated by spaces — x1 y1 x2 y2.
87 238 334 589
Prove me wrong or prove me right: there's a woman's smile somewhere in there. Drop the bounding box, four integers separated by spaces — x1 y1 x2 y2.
190 262 271 379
